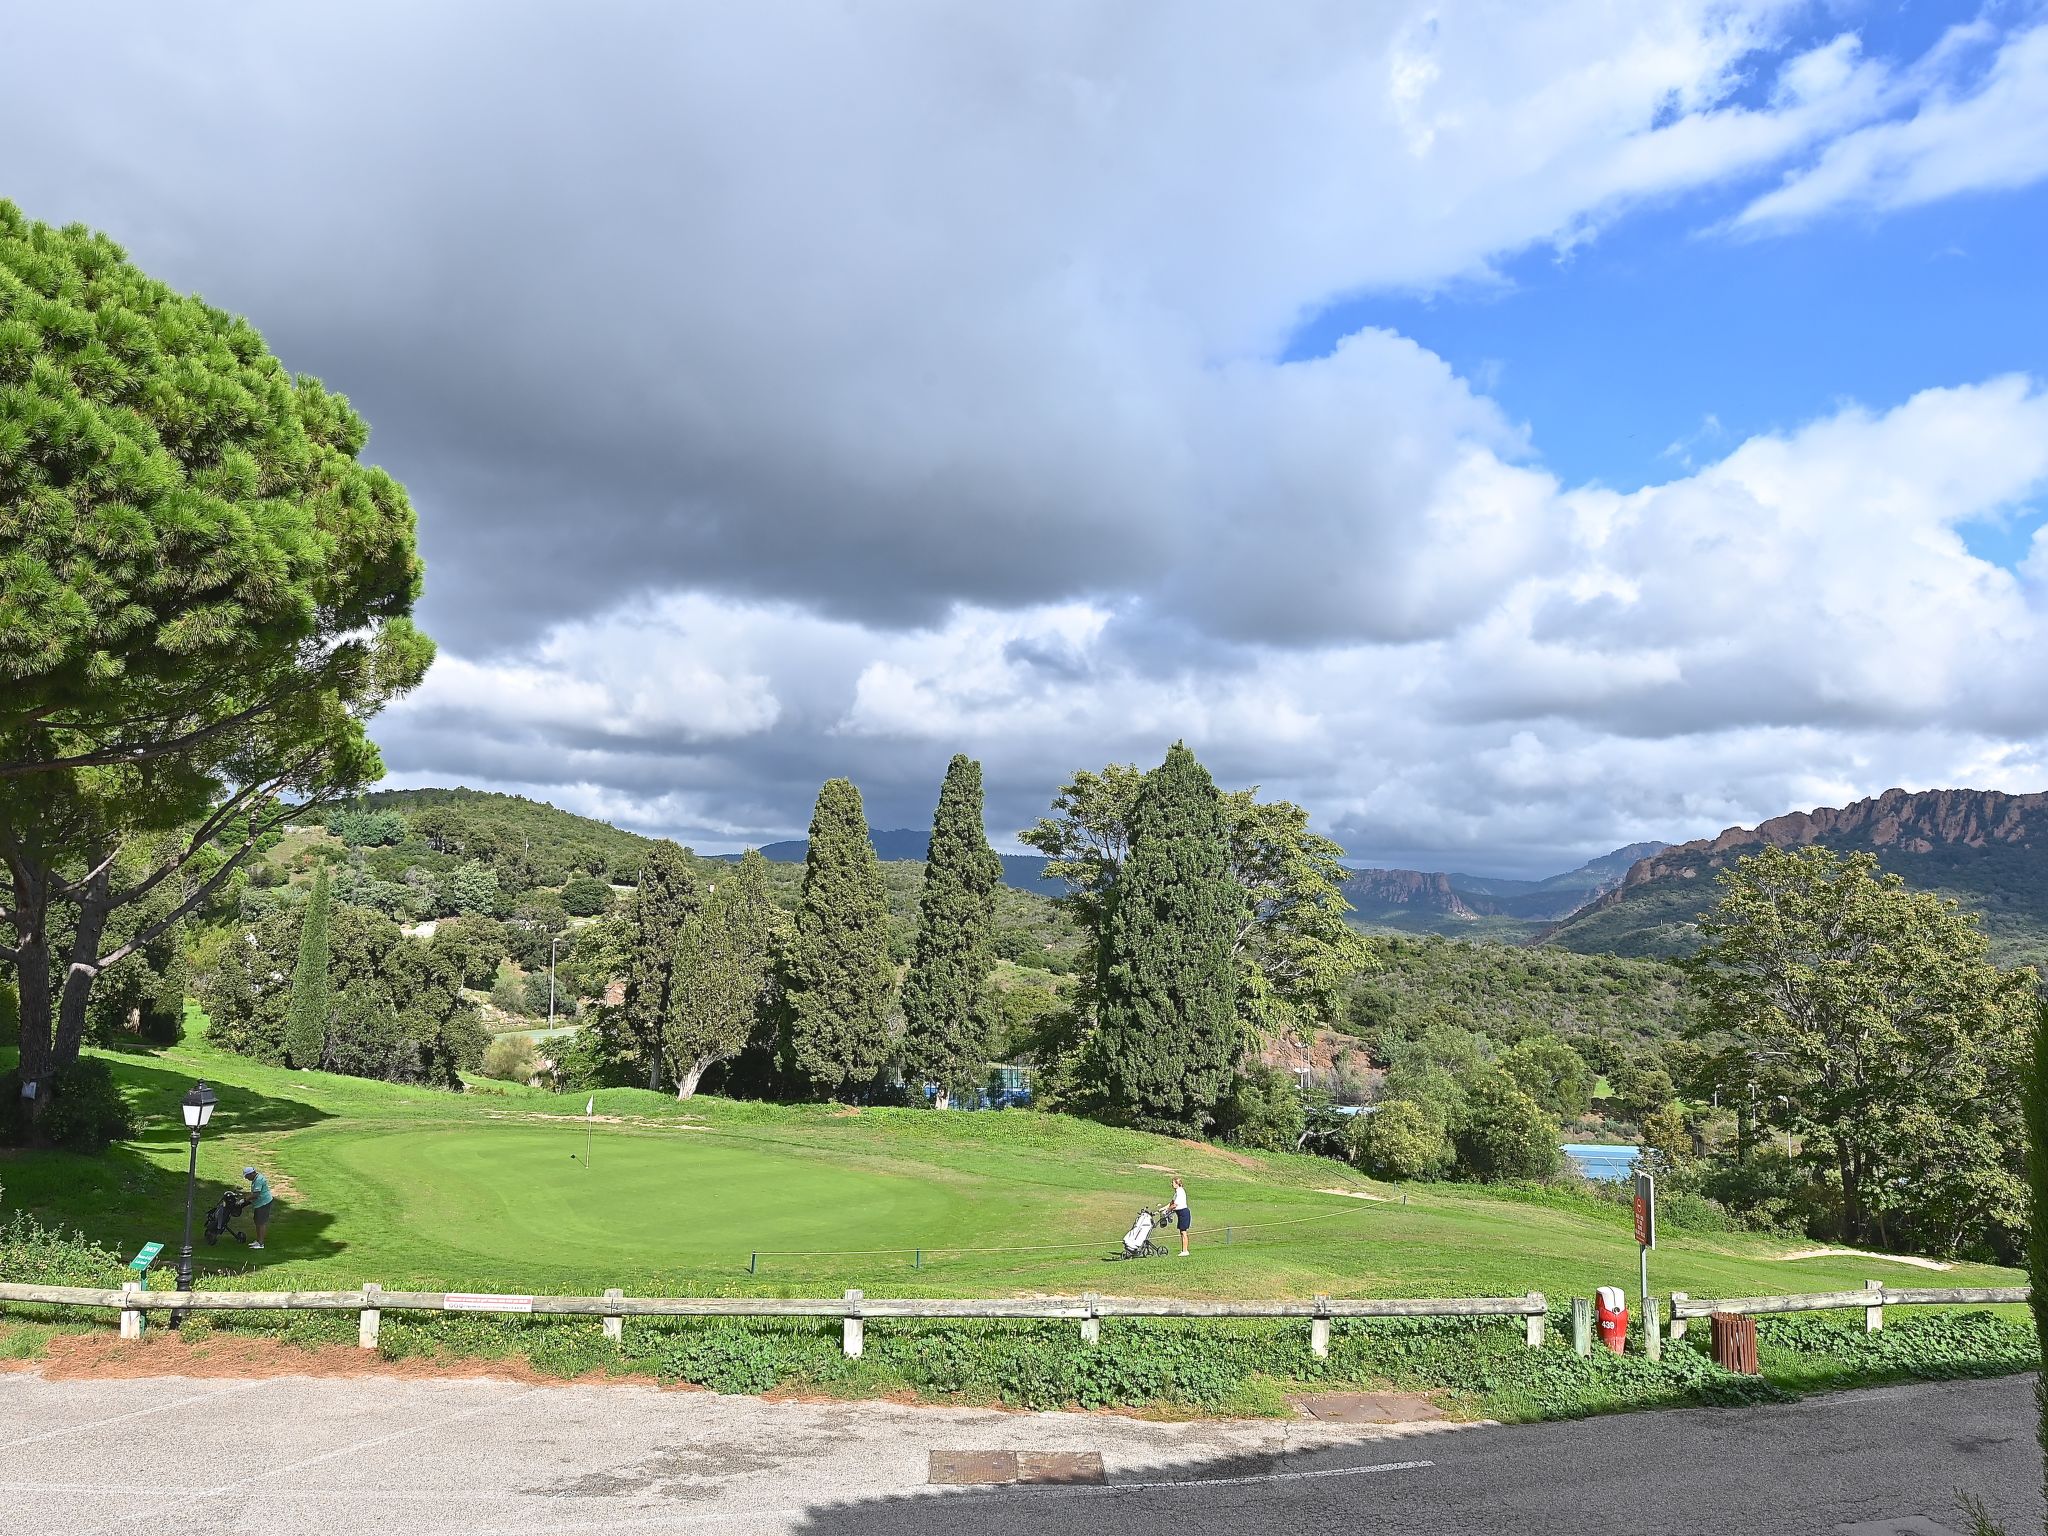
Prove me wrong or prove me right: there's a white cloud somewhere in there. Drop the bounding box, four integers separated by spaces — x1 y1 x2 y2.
378 377 2048 870
11 5 2048 869
1735 21 2048 229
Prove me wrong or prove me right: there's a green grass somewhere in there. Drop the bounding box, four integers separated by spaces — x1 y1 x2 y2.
0 1018 2020 1311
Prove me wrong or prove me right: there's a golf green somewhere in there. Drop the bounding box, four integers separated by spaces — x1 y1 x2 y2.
0 1025 2024 1307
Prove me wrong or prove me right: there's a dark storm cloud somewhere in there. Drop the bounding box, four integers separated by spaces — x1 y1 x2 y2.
8 4 2047 873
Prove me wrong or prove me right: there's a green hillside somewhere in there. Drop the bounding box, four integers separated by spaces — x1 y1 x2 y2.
1 1019 2014 1306
1352 935 1696 1047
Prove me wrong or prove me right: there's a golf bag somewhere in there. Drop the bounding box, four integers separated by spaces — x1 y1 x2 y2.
1114 1207 1168 1261
203 1189 250 1246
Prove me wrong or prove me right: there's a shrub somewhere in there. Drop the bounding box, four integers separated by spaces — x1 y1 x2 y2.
1453 1070 1562 1182
1218 1066 1305 1151
0 1058 133 1151
560 877 614 917
327 992 404 1078
482 1033 540 1084
0 1211 125 1286
521 969 573 1019
489 967 528 1017
1349 1098 1451 1180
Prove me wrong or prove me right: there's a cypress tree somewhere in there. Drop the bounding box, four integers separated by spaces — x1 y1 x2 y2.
666 849 784 1099
901 755 1003 1106
284 866 333 1069
784 778 895 1098
1091 742 1244 1133
621 840 700 1091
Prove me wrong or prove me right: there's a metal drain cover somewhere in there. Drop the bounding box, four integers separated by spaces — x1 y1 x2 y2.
1291 1392 1444 1423
930 1450 1106 1485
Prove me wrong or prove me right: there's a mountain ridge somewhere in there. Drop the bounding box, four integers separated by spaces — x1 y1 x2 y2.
1548 787 2048 966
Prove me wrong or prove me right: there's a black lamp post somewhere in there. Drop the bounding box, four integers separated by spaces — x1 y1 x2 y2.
173 1081 216 1325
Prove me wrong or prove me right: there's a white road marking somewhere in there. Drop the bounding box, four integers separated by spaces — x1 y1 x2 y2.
0 1379 272 1450
203 1384 545 1496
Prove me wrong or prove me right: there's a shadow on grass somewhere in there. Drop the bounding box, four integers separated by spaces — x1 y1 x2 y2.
0 1051 344 1278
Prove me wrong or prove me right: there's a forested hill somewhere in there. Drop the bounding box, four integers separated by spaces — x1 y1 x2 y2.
1545 787 2048 967
339 787 1075 952
357 788 655 885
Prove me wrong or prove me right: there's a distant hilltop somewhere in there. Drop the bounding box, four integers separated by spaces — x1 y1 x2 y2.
730 829 1064 897
1547 787 2048 966
1340 841 1668 938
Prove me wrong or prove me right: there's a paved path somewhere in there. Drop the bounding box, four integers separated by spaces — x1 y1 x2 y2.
0 1367 2035 1535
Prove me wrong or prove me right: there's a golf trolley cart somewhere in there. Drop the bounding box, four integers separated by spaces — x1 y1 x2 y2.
202 1188 251 1246
1112 1205 1173 1260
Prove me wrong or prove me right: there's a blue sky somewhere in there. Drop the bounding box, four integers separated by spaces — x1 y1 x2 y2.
1291 182 2048 510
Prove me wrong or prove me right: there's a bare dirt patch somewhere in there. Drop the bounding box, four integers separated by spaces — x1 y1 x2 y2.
1774 1246 1953 1272
1314 1187 1396 1203
1170 1138 1262 1171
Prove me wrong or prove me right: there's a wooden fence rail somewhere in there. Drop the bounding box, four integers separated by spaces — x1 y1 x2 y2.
0 1282 1547 1357
1664 1283 2029 1342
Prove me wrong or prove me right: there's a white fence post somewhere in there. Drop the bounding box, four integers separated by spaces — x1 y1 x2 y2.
1311 1295 1331 1359
1643 1296 1660 1361
603 1287 624 1345
1080 1292 1100 1346
1525 1293 1545 1349
1571 1296 1592 1356
1668 1293 1688 1344
843 1289 863 1358
1864 1279 1884 1333
358 1283 382 1350
118 1281 143 1340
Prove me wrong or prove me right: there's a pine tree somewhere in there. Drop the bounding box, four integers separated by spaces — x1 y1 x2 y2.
784 778 895 1098
666 849 784 1099
1091 742 1244 1133
901 755 1003 1106
620 840 700 1091
284 867 334 1069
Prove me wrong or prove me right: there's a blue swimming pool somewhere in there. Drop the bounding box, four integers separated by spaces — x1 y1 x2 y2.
1562 1143 1642 1181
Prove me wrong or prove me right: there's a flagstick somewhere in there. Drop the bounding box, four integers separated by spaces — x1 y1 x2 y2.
585 1094 594 1169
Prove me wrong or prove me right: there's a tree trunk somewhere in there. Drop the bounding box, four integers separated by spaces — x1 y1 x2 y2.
676 1057 711 1100
53 865 112 1071
1838 1143 1863 1244
7 855 55 1135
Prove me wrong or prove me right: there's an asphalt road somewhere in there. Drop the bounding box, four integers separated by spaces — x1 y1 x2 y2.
0 1366 2035 1536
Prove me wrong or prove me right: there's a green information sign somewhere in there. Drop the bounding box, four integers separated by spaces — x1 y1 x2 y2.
129 1242 163 1271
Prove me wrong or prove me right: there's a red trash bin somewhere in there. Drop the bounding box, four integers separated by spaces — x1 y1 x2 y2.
1595 1286 1629 1354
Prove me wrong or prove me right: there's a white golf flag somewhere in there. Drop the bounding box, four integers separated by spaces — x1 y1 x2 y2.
586 1096 594 1116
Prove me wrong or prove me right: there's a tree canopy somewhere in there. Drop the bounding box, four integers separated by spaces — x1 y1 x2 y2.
0 201 431 1129
1688 845 2031 1257
665 849 784 1099
783 778 895 1097
618 841 700 1092
900 755 1002 1105
1022 761 1368 1036
1090 743 1244 1133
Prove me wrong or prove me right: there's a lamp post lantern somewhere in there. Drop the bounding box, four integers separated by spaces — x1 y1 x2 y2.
173 1081 217 1325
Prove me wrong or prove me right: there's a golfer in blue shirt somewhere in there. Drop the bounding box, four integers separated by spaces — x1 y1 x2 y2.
243 1166 276 1249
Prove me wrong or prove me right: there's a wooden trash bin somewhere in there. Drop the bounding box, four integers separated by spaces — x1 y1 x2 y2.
1710 1312 1758 1375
